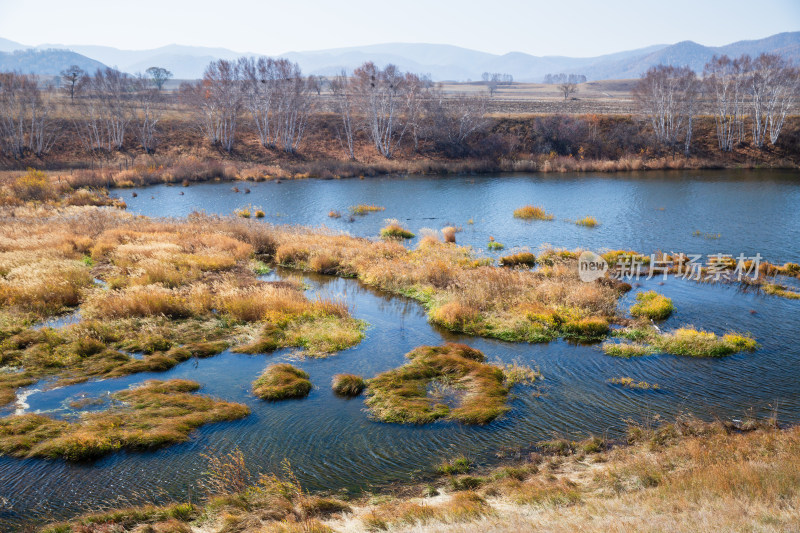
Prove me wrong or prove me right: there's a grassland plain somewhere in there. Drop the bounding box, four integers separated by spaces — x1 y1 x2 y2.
38 416 800 532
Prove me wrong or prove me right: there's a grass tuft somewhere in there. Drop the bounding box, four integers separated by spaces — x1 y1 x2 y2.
331 374 366 396
630 291 675 320
364 343 510 425
380 219 415 240
513 205 554 221
252 364 312 401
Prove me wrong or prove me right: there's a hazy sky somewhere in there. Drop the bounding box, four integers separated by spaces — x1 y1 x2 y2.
1 0 798 56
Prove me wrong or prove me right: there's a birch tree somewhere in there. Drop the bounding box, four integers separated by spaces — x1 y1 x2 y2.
704 55 747 151
634 65 699 154
330 70 356 160
0 73 59 157
353 62 407 159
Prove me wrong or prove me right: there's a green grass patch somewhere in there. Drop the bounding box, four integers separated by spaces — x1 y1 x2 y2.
380 219 415 240
0 379 249 460
365 343 510 425
630 291 675 320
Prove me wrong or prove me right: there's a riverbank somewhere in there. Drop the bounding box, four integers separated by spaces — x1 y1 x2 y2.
38 415 799 532
1 114 798 190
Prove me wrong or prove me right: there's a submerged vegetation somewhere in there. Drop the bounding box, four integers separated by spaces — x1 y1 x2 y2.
0 379 248 460
608 376 660 390
349 204 385 216
252 364 312 401
364 344 512 425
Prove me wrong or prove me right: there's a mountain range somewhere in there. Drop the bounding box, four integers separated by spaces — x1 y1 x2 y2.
1 32 798 82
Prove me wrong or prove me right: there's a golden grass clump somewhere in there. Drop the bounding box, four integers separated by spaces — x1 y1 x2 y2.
575 216 599 227
499 252 536 268
380 219 415 240
602 342 654 357
0 379 249 460
442 226 457 243
364 343 510 425
629 290 675 320
607 326 758 358
349 204 385 215
513 205 554 221
331 374 366 396
252 364 312 401
653 327 758 357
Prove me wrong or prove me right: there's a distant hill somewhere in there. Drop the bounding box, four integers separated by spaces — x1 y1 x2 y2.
573 32 800 79
0 49 107 76
1 32 798 81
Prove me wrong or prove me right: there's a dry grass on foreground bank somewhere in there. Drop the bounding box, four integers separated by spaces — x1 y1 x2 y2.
40 416 800 532
0 208 364 409
0 379 248 461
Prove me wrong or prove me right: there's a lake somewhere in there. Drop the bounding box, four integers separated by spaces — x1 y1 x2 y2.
2 170 799 528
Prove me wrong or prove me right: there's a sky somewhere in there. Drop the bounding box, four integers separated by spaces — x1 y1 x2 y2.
1 0 798 56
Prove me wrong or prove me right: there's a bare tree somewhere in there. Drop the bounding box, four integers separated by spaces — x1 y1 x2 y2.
182 59 242 152
558 74 582 101
746 53 797 147
146 66 173 91
353 62 407 158
704 55 747 151
634 65 699 154
132 74 163 153
0 72 59 157
60 65 85 102
403 72 428 152
330 70 356 160
240 57 311 153
424 89 488 155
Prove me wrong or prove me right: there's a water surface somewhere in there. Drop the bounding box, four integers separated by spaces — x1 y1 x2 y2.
2 170 799 528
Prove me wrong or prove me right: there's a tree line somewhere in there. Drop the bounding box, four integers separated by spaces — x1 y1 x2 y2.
0 53 796 162
634 53 798 154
